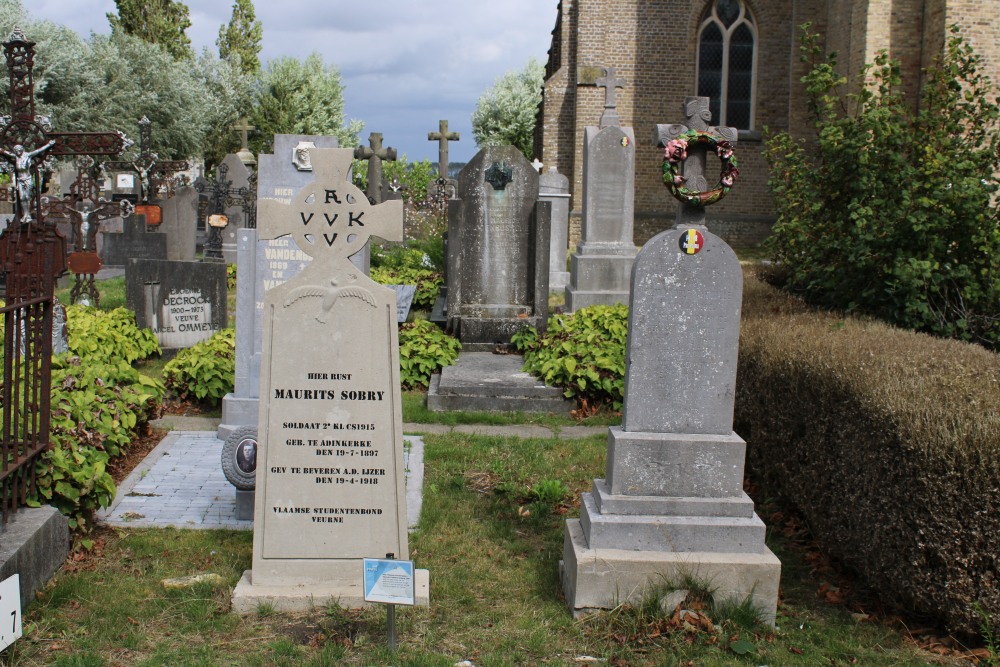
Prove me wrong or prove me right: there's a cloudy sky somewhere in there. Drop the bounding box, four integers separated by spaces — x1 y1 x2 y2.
27 0 558 164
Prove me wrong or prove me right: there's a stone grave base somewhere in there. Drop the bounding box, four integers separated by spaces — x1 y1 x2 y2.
427 351 574 413
564 247 635 312
561 519 780 625
457 316 544 352
218 393 258 441
231 567 430 614
1 506 70 610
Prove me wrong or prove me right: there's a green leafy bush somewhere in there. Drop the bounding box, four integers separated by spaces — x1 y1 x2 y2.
398 320 460 389
513 304 628 409
30 304 163 532
765 26 1000 348
66 306 160 363
227 263 237 290
371 265 442 312
163 328 236 405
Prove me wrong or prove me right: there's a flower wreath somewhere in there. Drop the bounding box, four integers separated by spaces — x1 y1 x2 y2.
661 129 739 207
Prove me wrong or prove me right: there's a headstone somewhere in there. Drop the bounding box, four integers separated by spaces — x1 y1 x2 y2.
102 209 167 266
565 67 638 312
159 186 198 261
390 284 416 323
125 259 228 350
539 167 571 291
231 147 428 612
220 154 253 263
561 96 780 625
444 146 551 350
218 133 341 440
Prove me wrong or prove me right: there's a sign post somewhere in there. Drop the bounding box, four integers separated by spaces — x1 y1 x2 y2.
363 554 416 651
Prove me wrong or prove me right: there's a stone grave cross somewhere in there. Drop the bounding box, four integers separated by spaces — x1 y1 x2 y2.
232 117 256 166
655 96 738 228
595 66 625 129
0 27 128 225
427 119 459 180
353 132 397 204
104 116 188 203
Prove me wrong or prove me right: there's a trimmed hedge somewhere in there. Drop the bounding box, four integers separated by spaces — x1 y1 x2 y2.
736 269 1000 636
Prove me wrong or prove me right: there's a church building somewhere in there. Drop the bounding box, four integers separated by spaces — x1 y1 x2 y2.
537 0 1000 245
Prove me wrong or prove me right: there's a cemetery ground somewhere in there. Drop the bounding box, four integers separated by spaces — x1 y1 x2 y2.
8 273 990 666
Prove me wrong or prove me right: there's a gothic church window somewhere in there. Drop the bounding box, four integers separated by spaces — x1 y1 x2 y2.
697 0 756 130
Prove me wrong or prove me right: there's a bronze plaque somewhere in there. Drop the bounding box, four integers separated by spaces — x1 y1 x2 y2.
136 204 162 226
67 251 102 275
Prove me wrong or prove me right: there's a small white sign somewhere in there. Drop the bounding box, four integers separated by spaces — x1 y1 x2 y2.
116 173 135 189
0 574 22 652
363 558 415 606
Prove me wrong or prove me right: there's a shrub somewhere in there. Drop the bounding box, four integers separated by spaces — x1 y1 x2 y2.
513 304 628 409
398 320 460 389
765 26 1000 348
370 265 442 312
163 328 236 405
736 269 1000 637
30 304 164 532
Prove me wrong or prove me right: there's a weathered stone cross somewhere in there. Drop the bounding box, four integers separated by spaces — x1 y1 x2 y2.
353 132 397 204
0 27 128 225
596 67 626 129
232 117 256 166
103 116 189 203
655 96 738 228
427 119 459 181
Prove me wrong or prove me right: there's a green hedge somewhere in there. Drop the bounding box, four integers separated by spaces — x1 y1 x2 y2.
736 270 1000 637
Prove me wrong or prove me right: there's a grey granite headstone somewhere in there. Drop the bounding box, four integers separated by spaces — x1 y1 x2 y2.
564 122 637 312
125 259 228 350
219 134 339 440
561 96 779 625
103 210 167 266
539 167 570 291
445 146 550 350
159 186 198 261
390 285 416 323
231 147 427 612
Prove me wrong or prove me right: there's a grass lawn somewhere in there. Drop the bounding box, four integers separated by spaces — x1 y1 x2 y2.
8 430 974 666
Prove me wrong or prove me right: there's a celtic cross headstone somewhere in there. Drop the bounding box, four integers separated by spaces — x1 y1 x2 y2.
232 147 426 611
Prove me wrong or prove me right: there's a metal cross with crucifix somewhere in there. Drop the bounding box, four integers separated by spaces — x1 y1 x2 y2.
595 67 626 129
196 161 236 260
103 116 188 204
655 96 739 228
354 132 397 205
0 27 128 227
42 156 133 305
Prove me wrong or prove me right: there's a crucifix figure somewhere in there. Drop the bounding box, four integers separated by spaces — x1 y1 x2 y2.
103 116 188 203
655 96 739 228
595 67 626 129
353 132 397 204
0 26 128 286
427 120 459 181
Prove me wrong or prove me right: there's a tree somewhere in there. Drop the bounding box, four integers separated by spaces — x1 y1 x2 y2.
249 53 363 156
471 58 544 159
107 0 193 60
764 26 1000 348
216 0 262 76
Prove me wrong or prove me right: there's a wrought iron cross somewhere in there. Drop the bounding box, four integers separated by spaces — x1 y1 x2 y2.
196 162 235 259
655 96 738 228
0 27 128 225
595 67 626 129
353 132 397 204
428 119 459 181
103 116 188 203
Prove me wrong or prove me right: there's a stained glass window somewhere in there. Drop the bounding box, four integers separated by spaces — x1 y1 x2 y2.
697 0 756 130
